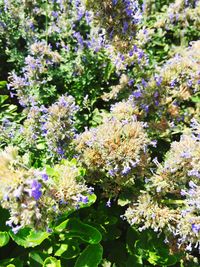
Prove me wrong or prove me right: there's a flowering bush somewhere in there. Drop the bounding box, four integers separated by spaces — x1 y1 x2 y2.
0 0 200 266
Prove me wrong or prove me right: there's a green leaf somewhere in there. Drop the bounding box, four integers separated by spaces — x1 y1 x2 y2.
45 165 56 176
43 257 61 267
36 143 46 150
54 239 80 259
0 258 23 267
9 228 49 248
148 250 177 266
55 218 102 244
0 95 9 105
75 244 103 267
0 231 10 247
29 251 48 266
0 81 7 89
191 95 200 103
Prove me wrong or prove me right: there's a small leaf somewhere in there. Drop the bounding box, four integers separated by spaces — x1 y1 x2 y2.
0 81 7 87
0 231 10 247
43 257 61 267
36 143 46 150
75 244 103 267
55 218 102 244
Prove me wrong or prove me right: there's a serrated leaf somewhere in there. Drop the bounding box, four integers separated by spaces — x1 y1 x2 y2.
75 244 103 267
0 231 10 247
55 218 102 244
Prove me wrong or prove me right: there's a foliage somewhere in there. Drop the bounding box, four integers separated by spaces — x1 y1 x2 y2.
0 0 200 266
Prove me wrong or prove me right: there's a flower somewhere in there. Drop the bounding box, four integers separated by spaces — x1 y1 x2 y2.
31 180 42 200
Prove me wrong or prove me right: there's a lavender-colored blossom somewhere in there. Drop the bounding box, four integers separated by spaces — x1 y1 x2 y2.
154 75 162 86
31 180 42 200
192 224 200 234
41 173 49 181
128 79 134 86
106 199 111 207
132 90 142 98
122 165 131 175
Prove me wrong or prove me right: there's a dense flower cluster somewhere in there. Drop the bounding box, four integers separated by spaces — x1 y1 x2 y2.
154 0 200 31
8 41 62 106
123 40 200 137
1 0 200 262
0 146 91 232
85 0 142 43
75 101 150 195
22 94 78 156
125 120 200 251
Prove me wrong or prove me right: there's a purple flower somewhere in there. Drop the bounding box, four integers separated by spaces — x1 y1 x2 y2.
122 21 129 33
12 225 22 234
122 165 131 175
106 199 111 207
155 75 162 86
180 152 191 158
141 79 147 87
170 79 176 87
85 11 92 25
154 91 159 98
150 140 157 147
108 169 116 176
132 90 142 98
189 181 197 188
77 195 89 204
31 180 42 200
188 170 200 178
46 227 53 233
73 32 84 46
187 80 193 87
141 104 149 113
192 224 200 234
81 196 89 204
41 173 49 181
138 50 144 60
129 50 134 56
57 147 64 155
128 79 134 86
52 11 59 18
